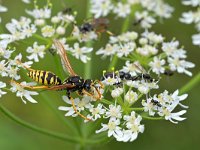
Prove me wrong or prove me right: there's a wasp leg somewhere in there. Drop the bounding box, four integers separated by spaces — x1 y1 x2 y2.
10 80 59 90
93 87 102 100
94 80 104 89
82 89 101 100
67 92 91 121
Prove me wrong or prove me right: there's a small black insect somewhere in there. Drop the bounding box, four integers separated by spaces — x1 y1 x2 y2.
62 7 72 14
151 99 162 107
163 69 174 76
79 23 94 33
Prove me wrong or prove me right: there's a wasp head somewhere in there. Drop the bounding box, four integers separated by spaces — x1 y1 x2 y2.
84 79 92 92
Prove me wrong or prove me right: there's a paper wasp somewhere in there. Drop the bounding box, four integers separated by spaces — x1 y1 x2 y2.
79 18 113 35
13 40 103 121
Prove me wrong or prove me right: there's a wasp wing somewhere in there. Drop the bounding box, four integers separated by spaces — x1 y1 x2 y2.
53 40 77 76
48 84 76 90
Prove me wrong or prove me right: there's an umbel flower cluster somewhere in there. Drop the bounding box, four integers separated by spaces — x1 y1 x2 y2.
0 0 195 143
180 0 200 46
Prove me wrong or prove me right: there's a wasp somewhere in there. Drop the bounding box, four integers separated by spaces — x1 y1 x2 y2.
13 40 103 121
79 18 113 35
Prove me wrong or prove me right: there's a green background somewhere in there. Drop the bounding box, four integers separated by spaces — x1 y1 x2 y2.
0 0 200 150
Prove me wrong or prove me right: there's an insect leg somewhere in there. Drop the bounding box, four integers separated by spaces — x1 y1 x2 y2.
10 80 62 90
67 91 91 121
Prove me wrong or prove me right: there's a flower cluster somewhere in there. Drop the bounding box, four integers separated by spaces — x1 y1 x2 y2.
180 0 200 46
97 30 195 77
90 0 173 29
0 0 195 144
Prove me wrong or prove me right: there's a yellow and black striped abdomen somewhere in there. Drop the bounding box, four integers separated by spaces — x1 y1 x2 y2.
27 70 62 85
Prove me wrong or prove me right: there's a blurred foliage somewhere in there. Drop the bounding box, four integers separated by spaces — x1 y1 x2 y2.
0 0 200 150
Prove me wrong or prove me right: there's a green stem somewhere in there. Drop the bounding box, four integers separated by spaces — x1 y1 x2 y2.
33 34 50 43
141 115 164 120
108 12 131 70
128 107 144 111
180 71 200 94
0 103 112 145
66 36 77 42
101 98 113 105
84 0 93 79
0 104 81 143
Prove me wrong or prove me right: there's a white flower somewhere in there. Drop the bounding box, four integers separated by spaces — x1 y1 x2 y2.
141 0 174 18
159 108 187 124
22 0 31 4
96 118 122 138
87 104 105 121
0 82 7 97
111 87 123 98
142 31 164 44
96 44 118 57
135 11 156 28
0 46 13 59
0 5 7 22
117 42 135 57
117 112 144 142
26 6 51 19
168 57 195 76
0 5 7 12
41 25 55 37
182 0 200 6
10 81 38 104
56 26 66 35
122 61 141 76
9 53 32 68
72 26 98 42
105 104 122 119
1 17 36 42
0 60 8 77
34 19 45 26
69 43 93 63
180 11 195 24
124 111 137 124
101 72 121 86
109 31 138 43
26 42 46 62
7 65 20 80
149 57 165 74
142 98 156 116
124 115 144 142
51 16 60 24
57 12 75 24
59 95 92 117
113 3 131 18
162 40 179 56
138 80 159 94
125 91 138 104
90 0 113 18
136 45 158 56
192 34 200 46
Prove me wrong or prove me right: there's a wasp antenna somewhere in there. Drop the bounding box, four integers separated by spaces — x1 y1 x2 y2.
16 59 32 71
111 67 115 71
